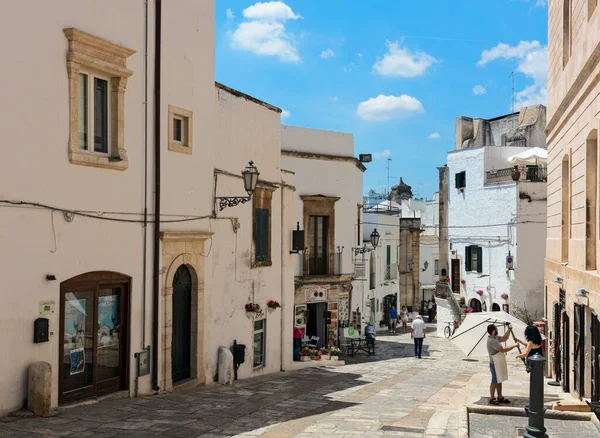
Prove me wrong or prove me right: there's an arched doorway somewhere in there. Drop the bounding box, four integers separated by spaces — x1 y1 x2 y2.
172 265 192 384
492 303 501 312
469 298 482 312
59 271 130 404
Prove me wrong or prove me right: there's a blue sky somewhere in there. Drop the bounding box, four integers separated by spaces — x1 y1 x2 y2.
215 1 548 198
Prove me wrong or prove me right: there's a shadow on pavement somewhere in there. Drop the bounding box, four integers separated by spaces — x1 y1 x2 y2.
0 367 367 437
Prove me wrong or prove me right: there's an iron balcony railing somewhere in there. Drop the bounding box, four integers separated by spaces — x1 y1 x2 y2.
385 264 398 281
300 253 342 277
485 166 547 184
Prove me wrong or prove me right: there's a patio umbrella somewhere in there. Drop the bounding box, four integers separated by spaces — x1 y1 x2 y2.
449 311 541 358
507 147 548 165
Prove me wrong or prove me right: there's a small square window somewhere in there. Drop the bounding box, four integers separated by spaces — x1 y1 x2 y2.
168 105 193 154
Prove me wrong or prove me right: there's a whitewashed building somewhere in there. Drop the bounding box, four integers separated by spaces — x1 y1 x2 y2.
281 126 365 346
0 0 297 416
443 106 547 319
419 193 440 310
361 214 400 328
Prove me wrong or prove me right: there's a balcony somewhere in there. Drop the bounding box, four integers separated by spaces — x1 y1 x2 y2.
385 264 398 281
485 165 547 184
299 253 341 277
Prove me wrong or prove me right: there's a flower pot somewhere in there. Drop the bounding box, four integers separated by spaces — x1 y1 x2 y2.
311 356 321 361
330 356 338 361
322 354 331 360
301 356 310 362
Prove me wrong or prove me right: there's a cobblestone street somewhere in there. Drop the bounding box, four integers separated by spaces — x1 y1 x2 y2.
0 326 586 437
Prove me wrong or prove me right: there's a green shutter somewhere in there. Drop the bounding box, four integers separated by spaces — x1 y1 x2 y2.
461 172 466 188
465 246 472 271
254 208 269 262
455 173 461 189
477 246 483 273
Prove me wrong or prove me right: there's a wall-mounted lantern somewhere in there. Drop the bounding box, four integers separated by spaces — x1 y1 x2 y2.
422 261 429 272
214 161 260 213
370 228 380 248
290 222 305 254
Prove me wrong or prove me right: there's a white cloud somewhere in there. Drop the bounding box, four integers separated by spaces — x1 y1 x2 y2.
373 150 391 159
226 8 235 21
242 1 301 21
320 48 335 59
478 41 548 109
344 62 357 73
281 109 291 119
535 0 548 6
428 132 441 139
373 41 437 78
357 53 363 58
230 19 299 62
472 85 487 95
477 40 541 66
356 94 424 122
230 2 301 62
329 96 338 102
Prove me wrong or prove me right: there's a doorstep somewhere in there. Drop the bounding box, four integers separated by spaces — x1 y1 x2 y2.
287 359 345 371
553 400 592 412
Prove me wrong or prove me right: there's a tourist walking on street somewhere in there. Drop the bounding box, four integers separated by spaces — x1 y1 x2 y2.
389 306 398 333
487 324 518 405
400 306 409 332
411 315 426 358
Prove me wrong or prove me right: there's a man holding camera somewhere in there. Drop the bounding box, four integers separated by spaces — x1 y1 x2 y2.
487 323 519 405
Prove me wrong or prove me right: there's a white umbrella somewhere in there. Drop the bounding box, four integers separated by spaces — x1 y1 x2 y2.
507 147 548 165
449 311 540 358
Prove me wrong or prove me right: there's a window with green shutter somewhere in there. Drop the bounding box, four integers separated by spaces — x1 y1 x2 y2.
386 245 391 280
455 171 466 189
465 245 483 272
254 208 269 262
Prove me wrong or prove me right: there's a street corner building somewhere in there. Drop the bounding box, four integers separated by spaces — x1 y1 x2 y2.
544 0 600 402
0 0 301 416
438 105 548 319
281 126 365 348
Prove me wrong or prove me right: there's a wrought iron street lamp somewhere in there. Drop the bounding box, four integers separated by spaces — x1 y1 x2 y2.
370 228 380 248
215 161 260 212
422 261 429 271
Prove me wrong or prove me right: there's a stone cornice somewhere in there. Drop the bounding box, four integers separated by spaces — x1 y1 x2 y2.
282 150 367 172
160 231 214 242
300 195 341 203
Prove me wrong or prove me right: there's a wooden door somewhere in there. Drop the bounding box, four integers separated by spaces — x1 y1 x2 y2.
553 303 562 383
562 312 570 393
172 265 192 384
574 304 585 397
59 272 129 404
451 259 460 294
592 313 599 402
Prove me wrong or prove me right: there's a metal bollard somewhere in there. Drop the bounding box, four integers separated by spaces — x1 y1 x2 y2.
524 354 548 438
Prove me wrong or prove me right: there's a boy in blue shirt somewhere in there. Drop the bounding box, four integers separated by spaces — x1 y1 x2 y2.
389 306 398 333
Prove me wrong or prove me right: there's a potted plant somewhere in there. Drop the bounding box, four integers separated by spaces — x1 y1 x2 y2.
329 347 341 361
267 300 281 311
310 348 321 360
511 165 521 181
466 307 474 314
475 289 484 297
321 348 331 360
300 347 311 362
460 278 466 285
245 303 260 315
501 293 509 301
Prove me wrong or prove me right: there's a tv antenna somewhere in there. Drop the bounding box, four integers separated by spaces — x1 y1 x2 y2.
509 71 515 113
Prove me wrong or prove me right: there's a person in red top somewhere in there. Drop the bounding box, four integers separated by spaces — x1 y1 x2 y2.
293 327 303 361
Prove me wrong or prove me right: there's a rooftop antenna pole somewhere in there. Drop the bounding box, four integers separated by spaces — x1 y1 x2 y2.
509 71 515 113
387 157 392 213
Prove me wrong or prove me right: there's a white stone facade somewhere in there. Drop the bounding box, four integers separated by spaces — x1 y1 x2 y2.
446 144 546 318
0 0 297 416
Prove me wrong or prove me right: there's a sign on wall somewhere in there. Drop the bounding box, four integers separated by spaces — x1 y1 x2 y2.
305 286 328 303
354 261 366 280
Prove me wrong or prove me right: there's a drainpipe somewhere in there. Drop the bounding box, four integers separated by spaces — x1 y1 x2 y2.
280 183 286 372
151 0 162 393
142 0 149 350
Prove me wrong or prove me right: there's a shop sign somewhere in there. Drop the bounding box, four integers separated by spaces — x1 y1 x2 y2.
354 262 366 280
305 286 328 303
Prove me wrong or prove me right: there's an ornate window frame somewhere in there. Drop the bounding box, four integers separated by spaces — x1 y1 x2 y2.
64 28 135 170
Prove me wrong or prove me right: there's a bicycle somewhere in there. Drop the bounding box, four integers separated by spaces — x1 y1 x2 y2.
444 320 459 338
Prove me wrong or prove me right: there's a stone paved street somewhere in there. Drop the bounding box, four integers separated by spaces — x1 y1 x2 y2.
0 325 587 437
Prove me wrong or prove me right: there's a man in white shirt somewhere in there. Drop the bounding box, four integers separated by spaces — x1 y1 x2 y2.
411 315 426 358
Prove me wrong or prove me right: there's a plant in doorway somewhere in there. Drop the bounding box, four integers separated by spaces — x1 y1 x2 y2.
300 347 311 361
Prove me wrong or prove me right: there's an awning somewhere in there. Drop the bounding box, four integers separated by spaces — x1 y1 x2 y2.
507 147 548 165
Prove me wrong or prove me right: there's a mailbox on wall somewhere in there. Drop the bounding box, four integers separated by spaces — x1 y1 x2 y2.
34 318 49 343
